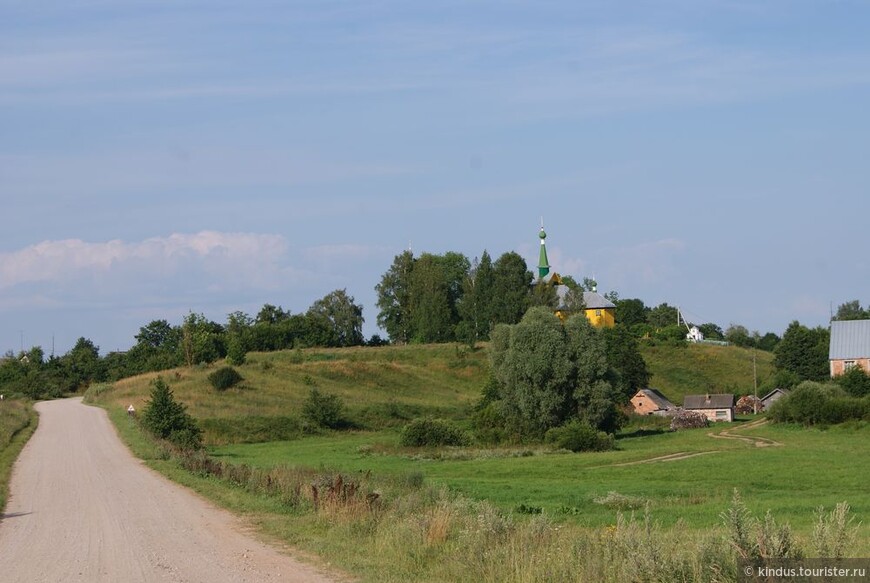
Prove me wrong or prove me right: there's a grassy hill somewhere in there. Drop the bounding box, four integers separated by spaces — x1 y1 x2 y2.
641 342 775 405
97 341 774 445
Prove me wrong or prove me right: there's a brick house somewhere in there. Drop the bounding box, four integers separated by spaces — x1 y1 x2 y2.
829 320 870 377
630 389 676 416
683 394 735 422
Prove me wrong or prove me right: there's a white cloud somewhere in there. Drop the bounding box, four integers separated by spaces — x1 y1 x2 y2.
0 231 288 291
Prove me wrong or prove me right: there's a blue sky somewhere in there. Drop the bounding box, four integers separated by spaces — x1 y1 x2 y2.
2 1 869 354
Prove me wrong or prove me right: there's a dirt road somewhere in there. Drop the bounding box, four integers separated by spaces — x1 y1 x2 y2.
0 398 336 583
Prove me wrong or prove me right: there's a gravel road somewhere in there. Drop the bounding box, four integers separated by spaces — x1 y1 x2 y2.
0 398 336 583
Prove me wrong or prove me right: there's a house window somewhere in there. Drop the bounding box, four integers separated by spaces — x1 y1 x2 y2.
715 410 728 419
845 360 856 371
595 309 602 316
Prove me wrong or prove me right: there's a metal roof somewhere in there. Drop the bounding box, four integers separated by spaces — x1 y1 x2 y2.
829 319 870 360
582 291 616 310
684 394 735 409
635 388 675 410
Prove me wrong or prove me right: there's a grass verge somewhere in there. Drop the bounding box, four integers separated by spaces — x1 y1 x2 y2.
0 400 38 513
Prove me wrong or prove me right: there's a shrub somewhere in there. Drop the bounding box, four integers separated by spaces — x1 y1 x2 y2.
544 420 615 452
400 418 470 447
301 388 345 429
836 366 870 397
225 336 247 366
208 366 243 391
141 377 202 449
768 381 870 425
669 410 710 430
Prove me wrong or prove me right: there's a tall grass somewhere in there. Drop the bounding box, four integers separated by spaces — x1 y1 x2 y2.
0 399 37 511
163 441 861 582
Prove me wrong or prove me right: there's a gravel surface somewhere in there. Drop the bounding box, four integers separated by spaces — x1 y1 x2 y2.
0 398 337 583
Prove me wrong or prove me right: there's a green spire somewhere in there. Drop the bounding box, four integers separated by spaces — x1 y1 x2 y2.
537 224 550 280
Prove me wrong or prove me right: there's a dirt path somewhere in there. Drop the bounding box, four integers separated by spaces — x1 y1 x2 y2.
707 418 782 447
0 398 337 583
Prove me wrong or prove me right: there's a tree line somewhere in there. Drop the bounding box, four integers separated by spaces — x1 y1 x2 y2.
0 289 366 400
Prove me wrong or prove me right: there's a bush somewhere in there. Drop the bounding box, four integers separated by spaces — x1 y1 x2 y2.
208 366 243 391
669 410 710 430
141 377 202 449
836 366 870 398
768 381 870 426
545 420 615 452
400 418 470 447
301 388 345 429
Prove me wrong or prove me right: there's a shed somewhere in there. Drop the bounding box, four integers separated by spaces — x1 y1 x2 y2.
630 389 676 416
760 388 790 411
683 394 735 422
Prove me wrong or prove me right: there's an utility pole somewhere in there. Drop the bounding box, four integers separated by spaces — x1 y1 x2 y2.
753 348 758 414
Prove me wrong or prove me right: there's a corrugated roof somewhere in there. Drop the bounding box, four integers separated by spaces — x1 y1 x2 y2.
684 394 735 409
829 319 870 360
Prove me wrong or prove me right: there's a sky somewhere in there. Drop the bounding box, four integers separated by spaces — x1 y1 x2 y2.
2 0 869 355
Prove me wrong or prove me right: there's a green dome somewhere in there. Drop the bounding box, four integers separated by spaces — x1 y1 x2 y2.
539 228 547 240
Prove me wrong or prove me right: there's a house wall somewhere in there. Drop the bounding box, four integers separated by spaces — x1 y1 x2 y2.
584 308 615 328
631 393 662 415
830 358 870 378
691 408 733 422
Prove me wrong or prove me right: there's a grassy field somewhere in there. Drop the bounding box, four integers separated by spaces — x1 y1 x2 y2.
86 343 866 581
212 419 869 532
0 399 37 512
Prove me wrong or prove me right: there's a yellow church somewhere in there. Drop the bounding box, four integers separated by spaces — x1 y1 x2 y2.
536 225 615 328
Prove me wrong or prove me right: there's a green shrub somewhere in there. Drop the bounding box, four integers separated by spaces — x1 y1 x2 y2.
400 418 470 447
544 420 615 452
301 388 345 429
769 381 870 425
141 377 202 449
836 366 870 397
208 366 243 391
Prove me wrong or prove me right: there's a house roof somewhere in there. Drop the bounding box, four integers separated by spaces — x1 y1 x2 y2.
583 291 616 310
760 388 789 403
829 319 870 360
684 394 735 409
634 388 675 410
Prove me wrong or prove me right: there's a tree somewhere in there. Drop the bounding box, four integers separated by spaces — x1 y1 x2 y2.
181 312 224 366
833 300 869 321
308 289 365 347
835 365 870 397
256 304 289 325
409 254 454 343
491 252 532 325
488 307 624 438
458 251 496 344
375 250 415 343
489 308 575 435
757 332 781 352
698 322 724 340
561 286 587 312
647 303 679 329
725 324 755 348
615 298 648 327
774 321 830 382
141 377 202 449
529 281 558 308
63 337 105 390
601 325 650 400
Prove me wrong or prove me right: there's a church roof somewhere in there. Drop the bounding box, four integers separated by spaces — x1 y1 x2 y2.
583 291 615 310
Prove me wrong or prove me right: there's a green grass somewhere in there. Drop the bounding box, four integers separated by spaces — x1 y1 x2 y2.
212 419 869 533
102 344 487 444
642 343 775 404
0 399 38 512
86 342 867 582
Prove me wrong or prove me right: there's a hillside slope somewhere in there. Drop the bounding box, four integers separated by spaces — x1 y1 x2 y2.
94 342 774 444
641 343 775 405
